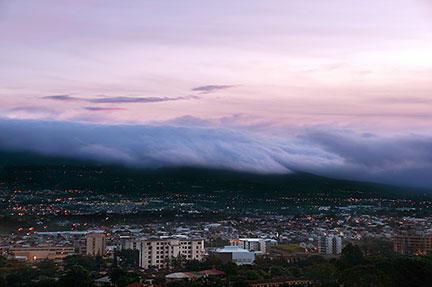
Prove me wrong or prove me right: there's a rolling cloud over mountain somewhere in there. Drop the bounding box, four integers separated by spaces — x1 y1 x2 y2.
1 0 432 188
1 118 431 187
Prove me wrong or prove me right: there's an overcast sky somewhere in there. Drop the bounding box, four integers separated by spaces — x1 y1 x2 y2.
1 1 432 186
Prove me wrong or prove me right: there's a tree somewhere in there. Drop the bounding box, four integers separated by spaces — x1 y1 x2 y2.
198 277 229 287
116 249 139 268
221 262 239 276
231 278 250 287
391 257 432 287
117 272 140 287
243 270 260 280
5 268 38 287
63 255 104 272
35 278 60 287
153 275 166 285
337 243 365 270
59 265 94 287
306 262 338 287
185 259 203 271
36 259 58 277
339 264 389 287
360 237 394 257
0 256 10 268
201 256 223 270
109 267 126 286
286 266 302 277
171 254 187 269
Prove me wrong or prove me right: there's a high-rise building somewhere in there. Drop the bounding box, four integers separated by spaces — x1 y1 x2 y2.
318 235 342 255
126 238 204 269
86 233 106 256
229 238 272 254
394 234 432 255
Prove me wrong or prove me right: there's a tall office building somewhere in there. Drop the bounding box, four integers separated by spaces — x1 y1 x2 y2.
318 235 342 255
126 238 204 269
86 233 106 256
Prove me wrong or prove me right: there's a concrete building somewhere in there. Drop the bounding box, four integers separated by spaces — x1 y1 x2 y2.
126 238 204 269
86 233 106 256
211 246 255 265
394 234 432 255
230 238 272 254
318 235 342 255
8 245 74 261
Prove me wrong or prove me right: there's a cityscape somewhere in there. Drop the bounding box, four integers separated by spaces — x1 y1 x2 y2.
1 164 432 286
2 0 432 286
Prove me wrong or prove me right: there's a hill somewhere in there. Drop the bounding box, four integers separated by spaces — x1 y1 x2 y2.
0 150 429 202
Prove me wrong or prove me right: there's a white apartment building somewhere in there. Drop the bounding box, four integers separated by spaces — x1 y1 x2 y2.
229 238 272 254
318 235 342 255
125 238 204 269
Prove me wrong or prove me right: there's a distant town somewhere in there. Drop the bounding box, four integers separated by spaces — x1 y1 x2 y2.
1 165 432 286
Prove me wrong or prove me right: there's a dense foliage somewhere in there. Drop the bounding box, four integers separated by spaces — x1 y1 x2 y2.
2 242 432 287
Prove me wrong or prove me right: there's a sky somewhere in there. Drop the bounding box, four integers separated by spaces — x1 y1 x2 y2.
1 0 432 186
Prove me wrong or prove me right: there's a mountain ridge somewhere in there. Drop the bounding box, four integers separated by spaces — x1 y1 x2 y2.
0 150 430 200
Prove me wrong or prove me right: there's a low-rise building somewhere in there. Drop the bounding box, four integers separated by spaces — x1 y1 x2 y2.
8 245 75 261
211 246 255 265
230 238 272 254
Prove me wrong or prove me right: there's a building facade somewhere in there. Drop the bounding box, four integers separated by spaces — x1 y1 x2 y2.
86 233 106 256
126 238 204 269
211 246 255 265
230 238 272 254
394 234 432 255
318 235 342 255
9 245 75 261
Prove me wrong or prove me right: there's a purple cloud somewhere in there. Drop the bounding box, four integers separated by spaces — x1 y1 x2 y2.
89 96 196 103
43 95 199 104
84 107 127 112
7 106 59 116
43 95 79 101
191 85 235 94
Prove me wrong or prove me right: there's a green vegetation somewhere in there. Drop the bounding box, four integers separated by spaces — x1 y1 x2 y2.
273 244 305 253
2 244 432 287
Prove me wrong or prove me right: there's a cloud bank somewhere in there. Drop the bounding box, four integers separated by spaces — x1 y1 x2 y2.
0 118 432 187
